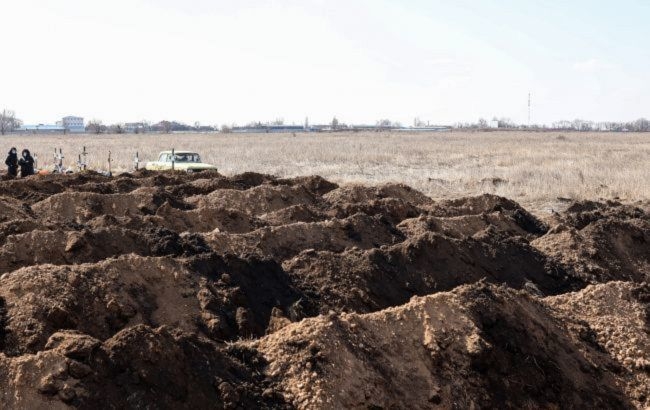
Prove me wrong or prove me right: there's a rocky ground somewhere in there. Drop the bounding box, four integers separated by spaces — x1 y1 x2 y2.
0 170 647 409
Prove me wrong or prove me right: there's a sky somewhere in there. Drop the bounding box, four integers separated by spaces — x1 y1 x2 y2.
1 0 649 126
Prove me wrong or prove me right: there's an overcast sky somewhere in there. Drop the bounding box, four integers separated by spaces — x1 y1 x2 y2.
2 0 649 126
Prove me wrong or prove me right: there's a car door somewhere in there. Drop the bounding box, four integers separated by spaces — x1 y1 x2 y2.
150 153 166 170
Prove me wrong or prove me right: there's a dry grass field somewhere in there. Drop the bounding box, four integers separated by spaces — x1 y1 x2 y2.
3 131 648 211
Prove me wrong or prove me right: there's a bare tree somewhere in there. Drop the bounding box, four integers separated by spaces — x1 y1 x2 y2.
110 124 125 134
0 109 22 135
634 118 649 132
497 117 514 129
331 117 339 130
139 120 150 134
376 119 392 129
87 119 104 134
160 121 173 133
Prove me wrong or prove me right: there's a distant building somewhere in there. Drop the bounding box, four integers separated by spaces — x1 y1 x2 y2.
124 122 148 133
232 125 307 133
16 124 66 134
394 126 451 132
62 116 85 133
350 125 381 131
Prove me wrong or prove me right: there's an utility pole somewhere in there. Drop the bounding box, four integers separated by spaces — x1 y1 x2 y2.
528 93 531 128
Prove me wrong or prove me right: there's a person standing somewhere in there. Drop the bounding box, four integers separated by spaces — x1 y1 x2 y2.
5 147 18 177
18 149 35 177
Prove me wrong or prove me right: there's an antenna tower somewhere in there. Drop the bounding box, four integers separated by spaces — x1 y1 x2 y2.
528 93 531 128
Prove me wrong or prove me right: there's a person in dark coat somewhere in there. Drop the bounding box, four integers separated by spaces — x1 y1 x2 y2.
18 149 35 177
5 147 18 177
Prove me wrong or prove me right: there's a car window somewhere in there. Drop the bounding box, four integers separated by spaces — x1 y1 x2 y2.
159 153 201 162
175 154 193 162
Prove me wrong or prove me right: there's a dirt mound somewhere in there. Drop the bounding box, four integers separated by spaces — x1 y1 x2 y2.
70 177 142 195
31 188 160 223
155 202 263 233
0 325 286 409
431 193 527 215
397 211 544 240
0 256 203 354
0 197 32 223
0 226 211 274
205 213 404 261
189 185 322 216
559 200 648 230
546 282 650 405
0 219 41 246
254 281 639 409
534 212 649 283
329 197 424 226
228 172 284 189
324 183 433 207
259 204 328 226
0 253 314 355
277 175 339 196
323 184 437 226
165 177 240 197
282 229 576 315
0 178 68 204
429 194 548 235
0 172 647 408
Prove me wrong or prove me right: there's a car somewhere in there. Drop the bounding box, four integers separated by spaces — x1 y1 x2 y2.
145 151 218 172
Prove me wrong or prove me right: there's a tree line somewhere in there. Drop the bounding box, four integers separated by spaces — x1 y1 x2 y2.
457 117 650 132
2 108 650 134
85 120 217 134
0 110 22 135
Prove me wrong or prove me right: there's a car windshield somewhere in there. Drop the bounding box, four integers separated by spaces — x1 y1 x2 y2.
174 154 200 162
159 153 201 162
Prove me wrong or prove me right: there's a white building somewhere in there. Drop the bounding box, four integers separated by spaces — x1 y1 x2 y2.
62 116 85 133
124 122 148 133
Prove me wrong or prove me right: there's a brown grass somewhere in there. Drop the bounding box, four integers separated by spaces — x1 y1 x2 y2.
3 131 648 211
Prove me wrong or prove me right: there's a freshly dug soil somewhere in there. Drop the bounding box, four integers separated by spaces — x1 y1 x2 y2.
256 281 648 409
0 171 647 409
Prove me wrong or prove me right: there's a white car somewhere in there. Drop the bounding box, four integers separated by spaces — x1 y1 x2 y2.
145 151 218 172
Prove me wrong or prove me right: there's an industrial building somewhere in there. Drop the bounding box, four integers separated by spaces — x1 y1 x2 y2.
16 124 66 133
17 116 84 134
61 116 85 133
232 125 307 133
393 126 452 132
124 122 149 133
